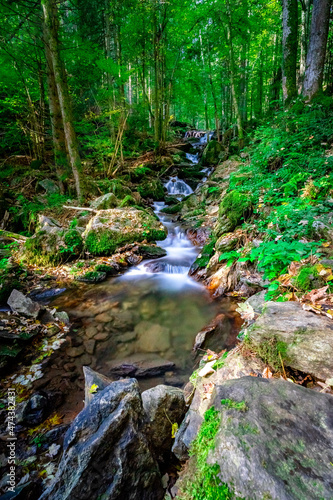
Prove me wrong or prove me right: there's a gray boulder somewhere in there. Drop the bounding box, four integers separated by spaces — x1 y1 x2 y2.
203 377 333 500
142 385 186 455
40 378 164 500
248 301 333 381
90 193 118 210
7 289 40 318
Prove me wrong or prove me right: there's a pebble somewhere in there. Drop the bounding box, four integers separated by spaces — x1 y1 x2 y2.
94 332 110 341
67 346 85 358
95 312 113 323
84 339 96 355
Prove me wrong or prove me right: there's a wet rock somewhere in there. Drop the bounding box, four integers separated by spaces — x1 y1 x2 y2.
83 366 113 406
90 192 118 210
181 377 333 500
83 208 167 256
247 301 333 381
94 332 110 341
66 346 85 358
135 321 171 352
16 393 49 427
77 271 107 283
193 313 228 350
126 253 142 266
85 325 98 339
95 312 113 323
116 331 137 343
83 339 96 355
108 354 175 378
142 385 186 455
137 245 167 259
40 379 164 500
7 290 40 318
1 478 43 499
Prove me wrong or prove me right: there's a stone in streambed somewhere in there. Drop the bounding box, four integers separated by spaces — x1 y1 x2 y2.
7 289 40 318
135 321 171 352
137 245 167 259
107 353 175 378
116 331 137 343
95 312 113 323
83 339 96 355
39 379 164 500
66 346 85 358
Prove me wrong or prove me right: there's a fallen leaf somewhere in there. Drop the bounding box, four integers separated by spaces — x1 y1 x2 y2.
262 367 273 379
236 302 255 322
198 360 216 378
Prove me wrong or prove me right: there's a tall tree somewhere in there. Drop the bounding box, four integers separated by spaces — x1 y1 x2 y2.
282 0 298 104
42 0 83 199
303 0 332 99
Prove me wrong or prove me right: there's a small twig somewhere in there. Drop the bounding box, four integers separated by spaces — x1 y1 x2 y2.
279 351 287 379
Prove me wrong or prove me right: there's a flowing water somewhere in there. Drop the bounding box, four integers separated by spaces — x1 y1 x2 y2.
45 158 240 418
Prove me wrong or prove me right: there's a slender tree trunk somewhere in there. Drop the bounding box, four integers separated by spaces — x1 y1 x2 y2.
42 0 83 200
282 0 298 104
225 0 244 148
303 0 332 99
299 0 311 89
44 24 66 193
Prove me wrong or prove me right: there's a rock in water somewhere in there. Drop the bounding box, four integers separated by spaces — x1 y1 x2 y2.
7 289 40 318
40 379 164 500
142 385 186 455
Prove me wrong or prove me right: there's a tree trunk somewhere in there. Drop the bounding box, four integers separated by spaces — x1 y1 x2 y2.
303 0 332 99
42 0 83 200
299 0 311 89
282 0 298 104
44 23 66 193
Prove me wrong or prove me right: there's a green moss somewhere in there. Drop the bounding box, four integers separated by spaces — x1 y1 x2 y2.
160 202 183 214
293 265 326 292
85 227 167 256
118 195 136 207
137 179 165 200
131 165 153 181
219 191 252 227
221 399 248 412
63 229 83 255
178 406 234 500
193 238 216 269
245 336 288 372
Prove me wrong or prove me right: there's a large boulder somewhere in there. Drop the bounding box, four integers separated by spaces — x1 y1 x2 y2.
83 208 167 255
202 140 225 166
247 301 333 382
90 193 118 210
172 349 265 461
142 385 186 456
23 216 83 263
40 378 164 500
177 377 333 500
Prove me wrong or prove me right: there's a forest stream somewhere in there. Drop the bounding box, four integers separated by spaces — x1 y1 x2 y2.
43 150 240 420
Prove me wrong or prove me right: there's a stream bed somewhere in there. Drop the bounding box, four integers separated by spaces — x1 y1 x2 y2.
43 161 240 419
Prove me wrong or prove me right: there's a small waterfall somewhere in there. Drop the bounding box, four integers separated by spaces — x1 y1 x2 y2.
185 152 199 164
164 176 193 199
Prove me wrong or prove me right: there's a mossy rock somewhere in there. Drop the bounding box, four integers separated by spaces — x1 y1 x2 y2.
202 140 225 166
136 245 167 259
137 179 165 200
77 271 107 283
292 264 327 292
90 193 118 210
22 223 83 265
83 208 167 256
161 202 183 214
219 190 253 228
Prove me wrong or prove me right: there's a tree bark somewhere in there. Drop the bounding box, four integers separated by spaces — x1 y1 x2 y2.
42 0 83 200
303 0 332 99
282 0 298 104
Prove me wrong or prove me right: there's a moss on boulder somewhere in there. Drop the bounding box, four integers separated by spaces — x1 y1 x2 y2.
219 190 252 228
83 208 167 256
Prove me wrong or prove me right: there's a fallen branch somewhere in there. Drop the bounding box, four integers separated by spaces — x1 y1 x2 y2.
63 206 98 213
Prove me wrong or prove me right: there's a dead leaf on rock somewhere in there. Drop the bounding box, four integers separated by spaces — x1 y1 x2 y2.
262 367 273 379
